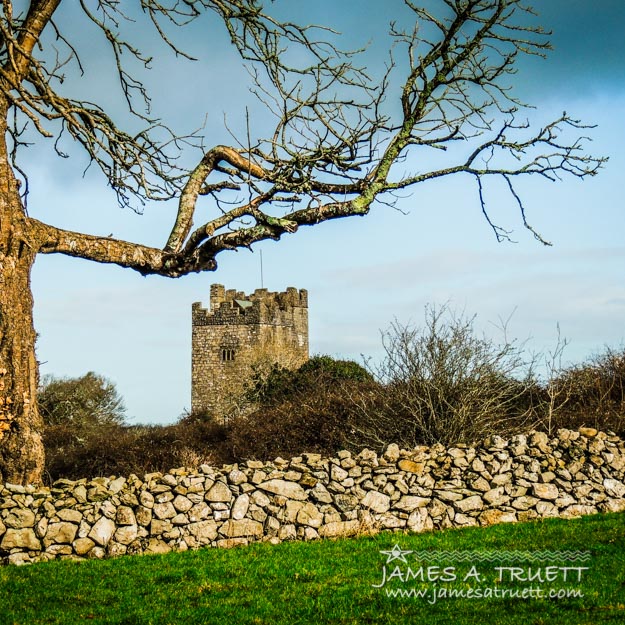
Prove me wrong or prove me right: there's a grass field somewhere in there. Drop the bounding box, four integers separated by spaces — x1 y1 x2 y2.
1 512 624 625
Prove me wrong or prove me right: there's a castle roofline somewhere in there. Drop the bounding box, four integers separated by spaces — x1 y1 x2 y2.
192 283 308 326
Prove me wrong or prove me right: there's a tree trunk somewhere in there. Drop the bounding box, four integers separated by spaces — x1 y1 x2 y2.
0 121 44 485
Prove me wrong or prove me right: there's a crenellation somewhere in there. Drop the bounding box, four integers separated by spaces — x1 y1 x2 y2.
191 284 309 418
209 284 226 311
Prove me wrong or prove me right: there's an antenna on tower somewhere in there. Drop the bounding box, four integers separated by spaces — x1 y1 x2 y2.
260 249 264 289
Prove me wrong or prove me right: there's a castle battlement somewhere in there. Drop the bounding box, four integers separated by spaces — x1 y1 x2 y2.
191 284 309 418
192 284 308 327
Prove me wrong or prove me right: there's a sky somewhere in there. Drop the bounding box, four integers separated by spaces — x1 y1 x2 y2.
26 0 625 425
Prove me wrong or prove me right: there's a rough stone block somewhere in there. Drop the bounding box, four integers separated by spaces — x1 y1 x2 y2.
88 517 116 546
73 537 96 556
318 520 360 538
57 509 83 524
532 483 559 500
205 481 233 502
1 528 41 550
4 508 35 529
43 522 78 547
232 494 250 521
221 519 263 539
116 506 136 526
407 508 434 532
393 496 430 512
361 491 390 513
114 525 138 545
454 495 483 513
153 502 177 520
258 479 307 501
187 520 218 544
479 509 517 526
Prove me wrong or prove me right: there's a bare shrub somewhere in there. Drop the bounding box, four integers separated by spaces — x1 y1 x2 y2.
537 325 571 435
350 306 540 448
546 347 625 434
44 423 139 482
42 343 625 483
44 413 233 482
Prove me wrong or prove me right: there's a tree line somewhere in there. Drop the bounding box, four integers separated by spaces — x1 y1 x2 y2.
41 308 625 483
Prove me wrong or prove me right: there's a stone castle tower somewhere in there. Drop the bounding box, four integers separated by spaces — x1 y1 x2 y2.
191 284 309 418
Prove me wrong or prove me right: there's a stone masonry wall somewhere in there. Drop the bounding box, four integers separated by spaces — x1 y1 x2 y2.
191 284 309 418
2 428 625 565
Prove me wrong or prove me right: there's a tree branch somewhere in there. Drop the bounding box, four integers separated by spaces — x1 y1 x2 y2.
5 1 609 278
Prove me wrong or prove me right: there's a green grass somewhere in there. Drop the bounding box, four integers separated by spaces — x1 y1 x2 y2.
1 513 624 625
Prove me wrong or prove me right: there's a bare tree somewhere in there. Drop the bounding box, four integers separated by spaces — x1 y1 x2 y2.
0 0 605 484
540 324 571 435
350 305 540 448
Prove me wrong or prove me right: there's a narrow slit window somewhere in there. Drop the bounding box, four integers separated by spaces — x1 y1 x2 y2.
221 348 235 362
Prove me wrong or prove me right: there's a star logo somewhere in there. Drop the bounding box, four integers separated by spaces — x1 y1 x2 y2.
380 544 413 564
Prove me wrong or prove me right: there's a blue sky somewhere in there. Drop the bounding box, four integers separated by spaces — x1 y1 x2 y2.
28 1 625 424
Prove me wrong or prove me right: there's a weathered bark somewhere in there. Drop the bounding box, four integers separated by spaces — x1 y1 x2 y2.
0 119 45 485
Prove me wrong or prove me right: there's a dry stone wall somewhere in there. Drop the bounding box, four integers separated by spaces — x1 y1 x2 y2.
2 428 625 565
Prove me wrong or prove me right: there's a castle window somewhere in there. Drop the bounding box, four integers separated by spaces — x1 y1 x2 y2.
221 348 236 362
